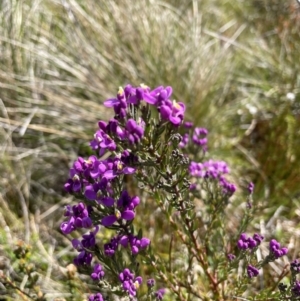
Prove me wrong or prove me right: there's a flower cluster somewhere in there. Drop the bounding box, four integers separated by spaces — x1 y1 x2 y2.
60 83 293 300
192 127 208 147
64 153 137 198
101 190 140 227
60 203 92 235
119 234 151 255
119 268 143 297
292 281 300 296
71 227 99 266
179 123 208 150
102 233 151 257
61 84 184 300
189 160 229 178
237 233 264 250
155 288 166 300
248 182 255 194
247 265 260 278
291 259 300 274
189 159 236 195
104 84 185 126
227 253 236 261
269 239 288 259
91 263 105 281
89 293 104 301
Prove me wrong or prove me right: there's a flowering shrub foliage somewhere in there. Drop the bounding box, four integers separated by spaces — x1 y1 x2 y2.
61 84 297 300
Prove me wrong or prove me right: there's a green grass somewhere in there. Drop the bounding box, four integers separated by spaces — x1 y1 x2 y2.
0 0 299 299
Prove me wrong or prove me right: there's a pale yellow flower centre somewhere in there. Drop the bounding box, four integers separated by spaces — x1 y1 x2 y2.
140 83 148 90
173 100 180 110
134 280 140 289
115 209 121 219
118 86 124 96
117 161 123 171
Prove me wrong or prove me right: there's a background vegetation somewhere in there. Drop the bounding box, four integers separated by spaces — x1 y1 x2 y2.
0 0 299 300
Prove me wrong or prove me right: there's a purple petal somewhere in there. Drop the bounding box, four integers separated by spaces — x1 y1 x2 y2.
60 217 75 234
85 186 97 200
135 276 143 285
131 246 139 254
64 180 73 192
123 167 136 174
121 210 135 221
119 235 129 247
140 238 150 248
104 98 119 107
98 121 107 131
73 180 81 192
126 119 137 132
169 115 182 125
127 95 138 104
101 215 117 226
143 93 157 105
160 105 172 120
72 239 81 250
131 196 140 207
100 197 115 207
82 217 92 228
103 170 116 180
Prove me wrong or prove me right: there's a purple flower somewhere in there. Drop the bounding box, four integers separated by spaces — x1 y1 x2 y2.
89 293 104 301
189 160 229 178
101 209 135 226
64 167 82 193
101 190 140 226
119 234 150 254
119 268 142 296
104 236 119 257
155 288 166 300
192 127 208 149
248 182 255 194
117 190 140 210
84 179 111 202
90 129 116 156
189 160 236 196
160 100 186 126
103 85 152 118
237 233 249 250
292 281 300 296
269 239 288 258
104 87 128 118
227 253 236 261
97 119 126 141
72 226 99 251
73 250 93 266
143 86 172 106
104 87 127 108
179 133 189 148
253 233 264 244
247 265 259 278
147 278 155 288
291 259 300 274
183 121 193 128
125 84 150 105
103 157 136 180
91 263 105 281
88 157 106 179
189 183 197 190
219 177 236 196
125 118 145 144
60 203 92 234
237 233 264 250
